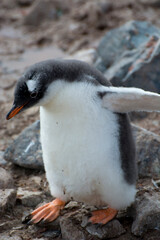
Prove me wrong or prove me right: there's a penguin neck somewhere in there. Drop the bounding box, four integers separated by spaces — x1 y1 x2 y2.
40 81 100 117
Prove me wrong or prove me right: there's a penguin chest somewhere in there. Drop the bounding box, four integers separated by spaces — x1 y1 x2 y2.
39 98 127 207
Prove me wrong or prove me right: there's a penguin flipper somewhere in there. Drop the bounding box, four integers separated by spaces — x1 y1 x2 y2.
101 87 160 113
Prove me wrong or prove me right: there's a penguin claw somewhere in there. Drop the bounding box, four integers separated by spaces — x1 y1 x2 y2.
27 219 34 225
23 199 65 225
89 208 118 225
40 219 48 225
22 214 32 224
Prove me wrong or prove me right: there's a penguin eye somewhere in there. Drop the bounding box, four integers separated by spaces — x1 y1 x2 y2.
30 91 38 98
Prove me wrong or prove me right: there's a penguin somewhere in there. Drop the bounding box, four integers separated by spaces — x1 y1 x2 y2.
6 59 160 225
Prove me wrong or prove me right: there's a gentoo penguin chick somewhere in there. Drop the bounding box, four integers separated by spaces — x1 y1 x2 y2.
6 59 160 225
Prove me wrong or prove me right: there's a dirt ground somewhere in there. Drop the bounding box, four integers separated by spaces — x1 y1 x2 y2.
1 0 160 239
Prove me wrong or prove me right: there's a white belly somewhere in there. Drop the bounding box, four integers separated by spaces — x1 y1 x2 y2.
40 84 136 209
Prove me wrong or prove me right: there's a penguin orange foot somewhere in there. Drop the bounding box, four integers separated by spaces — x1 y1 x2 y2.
89 208 118 225
29 198 65 224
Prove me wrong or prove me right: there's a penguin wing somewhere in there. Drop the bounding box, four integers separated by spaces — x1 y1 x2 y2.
101 87 160 113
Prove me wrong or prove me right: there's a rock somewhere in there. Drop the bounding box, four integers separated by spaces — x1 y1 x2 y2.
0 167 14 189
95 20 159 71
23 0 70 26
132 124 160 178
0 234 22 240
60 217 87 240
54 203 89 240
86 220 125 239
95 21 160 93
4 120 44 170
131 192 160 236
17 187 44 207
0 151 7 166
0 189 17 215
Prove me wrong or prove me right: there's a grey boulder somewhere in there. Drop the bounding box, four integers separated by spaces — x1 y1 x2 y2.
133 124 160 178
86 220 125 239
60 217 87 240
95 20 160 93
131 192 160 236
4 120 43 170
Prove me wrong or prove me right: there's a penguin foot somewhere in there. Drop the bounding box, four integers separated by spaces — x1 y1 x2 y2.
89 207 118 225
28 198 65 224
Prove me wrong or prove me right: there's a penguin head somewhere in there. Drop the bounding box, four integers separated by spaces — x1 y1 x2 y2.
6 60 60 120
6 59 106 120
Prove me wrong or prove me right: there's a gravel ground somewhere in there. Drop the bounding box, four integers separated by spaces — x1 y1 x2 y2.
1 0 160 239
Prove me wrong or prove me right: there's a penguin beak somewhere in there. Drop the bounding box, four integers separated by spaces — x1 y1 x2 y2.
6 103 27 120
